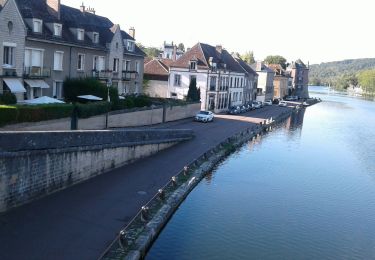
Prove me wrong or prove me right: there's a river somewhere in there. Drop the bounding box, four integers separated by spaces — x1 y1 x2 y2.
146 86 375 260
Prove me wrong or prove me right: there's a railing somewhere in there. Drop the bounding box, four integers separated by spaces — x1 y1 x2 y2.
1 67 17 77
122 70 138 81
23 66 51 78
92 70 112 79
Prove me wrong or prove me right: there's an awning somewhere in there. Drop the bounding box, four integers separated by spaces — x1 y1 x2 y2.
77 95 103 101
3 78 26 93
24 79 50 89
24 96 65 105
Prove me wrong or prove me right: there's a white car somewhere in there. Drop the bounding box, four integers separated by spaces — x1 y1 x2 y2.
264 100 272 106
279 101 288 107
195 111 214 122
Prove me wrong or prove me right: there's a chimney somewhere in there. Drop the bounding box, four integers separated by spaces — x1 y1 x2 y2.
256 61 262 71
129 27 135 39
172 45 177 61
46 0 61 20
86 6 96 15
216 45 223 53
0 0 7 7
80 2 85 12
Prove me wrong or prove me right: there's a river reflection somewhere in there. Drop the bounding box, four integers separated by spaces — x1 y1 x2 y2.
147 89 375 260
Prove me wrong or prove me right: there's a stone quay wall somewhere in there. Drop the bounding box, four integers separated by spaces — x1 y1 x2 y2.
0 129 194 213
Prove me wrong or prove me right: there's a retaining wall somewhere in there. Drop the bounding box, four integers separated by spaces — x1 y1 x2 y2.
0 129 194 213
0 103 201 131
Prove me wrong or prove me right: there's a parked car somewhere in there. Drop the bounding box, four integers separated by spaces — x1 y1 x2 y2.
228 106 240 115
252 101 261 109
279 101 288 107
240 105 248 113
195 111 214 122
264 100 272 106
285 96 299 101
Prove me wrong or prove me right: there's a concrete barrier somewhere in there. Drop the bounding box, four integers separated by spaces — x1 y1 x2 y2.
0 129 194 213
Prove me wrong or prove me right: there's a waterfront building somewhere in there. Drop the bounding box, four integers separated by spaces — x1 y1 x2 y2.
286 59 309 98
168 43 253 112
161 41 184 61
268 64 289 99
250 61 274 102
0 0 145 102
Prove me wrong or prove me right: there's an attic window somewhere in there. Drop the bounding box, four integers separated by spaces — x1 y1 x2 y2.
8 21 13 34
189 61 197 70
127 40 135 52
212 62 217 72
33 19 43 33
77 29 85 41
93 32 99 44
53 24 62 37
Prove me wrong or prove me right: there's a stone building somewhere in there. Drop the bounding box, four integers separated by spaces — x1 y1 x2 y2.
0 0 145 102
287 59 309 98
268 64 288 99
251 61 274 102
143 58 172 98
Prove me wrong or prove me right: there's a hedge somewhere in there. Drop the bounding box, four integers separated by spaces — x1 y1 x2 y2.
75 101 111 118
0 92 17 105
0 104 73 126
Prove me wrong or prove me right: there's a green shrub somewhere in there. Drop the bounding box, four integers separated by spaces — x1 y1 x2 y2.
0 105 18 126
133 95 152 107
0 92 17 105
16 104 74 122
75 101 110 118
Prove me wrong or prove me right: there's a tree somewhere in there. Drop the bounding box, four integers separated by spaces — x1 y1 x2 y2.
358 69 375 95
186 78 200 102
178 43 185 52
241 51 255 64
264 55 287 69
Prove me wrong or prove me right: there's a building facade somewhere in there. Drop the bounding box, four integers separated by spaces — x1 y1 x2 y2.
287 59 309 98
0 0 144 102
168 43 255 113
251 61 274 102
268 64 288 99
143 58 172 98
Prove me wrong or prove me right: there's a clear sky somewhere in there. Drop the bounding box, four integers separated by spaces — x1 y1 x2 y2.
63 0 375 64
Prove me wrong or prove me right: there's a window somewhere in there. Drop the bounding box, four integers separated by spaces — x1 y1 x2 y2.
124 60 131 71
127 41 135 52
24 48 43 68
210 76 217 91
33 19 42 33
135 61 139 73
94 56 106 71
113 58 119 72
77 54 85 70
174 74 181 86
3 46 15 66
53 23 62 37
53 81 63 99
190 61 197 70
93 32 99 44
77 29 84 41
53 51 63 71
212 63 217 72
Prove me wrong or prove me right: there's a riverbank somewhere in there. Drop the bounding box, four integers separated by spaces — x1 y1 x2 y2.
99 109 295 260
0 105 296 260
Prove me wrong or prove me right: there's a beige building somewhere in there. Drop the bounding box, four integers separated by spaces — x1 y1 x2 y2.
268 64 288 99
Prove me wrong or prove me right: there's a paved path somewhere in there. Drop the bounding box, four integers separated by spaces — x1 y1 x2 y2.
0 106 291 260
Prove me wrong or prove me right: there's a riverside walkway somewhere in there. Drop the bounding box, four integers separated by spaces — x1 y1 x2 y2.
0 106 292 260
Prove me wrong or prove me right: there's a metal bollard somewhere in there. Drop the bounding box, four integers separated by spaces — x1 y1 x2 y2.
171 176 177 187
183 166 189 176
158 189 165 201
141 206 149 222
119 230 128 248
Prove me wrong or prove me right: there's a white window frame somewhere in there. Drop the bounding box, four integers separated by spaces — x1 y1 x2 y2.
77 53 85 71
190 61 197 70
98 56 105 71
53 23 62 37
33 19 43 33
3 45 15 67
113 58 119 73
77 29 85 41
24 47 44 68
127 40 135 52
53 81 63 99
174 74 181 86
125 60 131 71
93 32 99 44
53 51 64 71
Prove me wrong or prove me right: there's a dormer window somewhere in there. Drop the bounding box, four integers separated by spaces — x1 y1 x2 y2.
189 61 197 70
93 32 99 44
127 40 135 52
77 29 85 41
33 19 43 33
53 23 62 37
212 62 217 72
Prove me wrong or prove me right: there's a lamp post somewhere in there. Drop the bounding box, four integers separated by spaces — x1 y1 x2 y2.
105 77 112 129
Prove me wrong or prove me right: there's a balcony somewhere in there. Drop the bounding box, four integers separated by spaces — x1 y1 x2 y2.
1 67 18 78
122 70 138 81
23 66 51 79
92 70 113 79
209 85 216 91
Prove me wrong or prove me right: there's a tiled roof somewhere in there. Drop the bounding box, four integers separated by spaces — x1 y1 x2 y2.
250 62 274 73
235 58 258 76
144 59 170 76
170 42 247 74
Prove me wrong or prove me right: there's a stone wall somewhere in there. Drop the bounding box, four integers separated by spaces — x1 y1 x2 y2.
0 103 200 131
0 129 194 213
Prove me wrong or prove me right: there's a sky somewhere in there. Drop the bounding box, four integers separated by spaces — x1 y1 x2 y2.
62 0 375 64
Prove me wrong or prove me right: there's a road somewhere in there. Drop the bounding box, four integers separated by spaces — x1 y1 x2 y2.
0 105 291 260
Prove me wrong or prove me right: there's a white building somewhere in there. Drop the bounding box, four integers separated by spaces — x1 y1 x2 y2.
251 61 274 102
